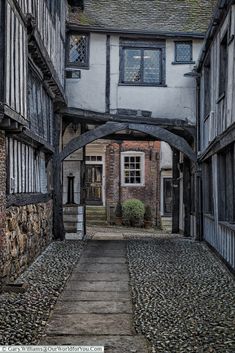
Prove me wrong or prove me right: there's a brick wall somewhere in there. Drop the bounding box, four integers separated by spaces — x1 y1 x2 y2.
106 141 161 225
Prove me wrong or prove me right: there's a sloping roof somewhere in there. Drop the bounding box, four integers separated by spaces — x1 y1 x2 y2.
69 0 217 34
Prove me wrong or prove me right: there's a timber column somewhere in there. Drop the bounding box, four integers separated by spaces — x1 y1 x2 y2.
172 149 180 233
183 156 191 237
53 114 65 240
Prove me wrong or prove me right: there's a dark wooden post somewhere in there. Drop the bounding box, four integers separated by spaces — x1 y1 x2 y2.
183 156 191 237
53 114 65 240
195 164 203 241
172 148 180 233
80 123 87 237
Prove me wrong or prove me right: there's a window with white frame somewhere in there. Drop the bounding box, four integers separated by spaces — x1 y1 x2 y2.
121 152 145 186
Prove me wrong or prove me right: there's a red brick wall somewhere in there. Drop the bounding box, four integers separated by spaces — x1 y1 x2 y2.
106 141 161 225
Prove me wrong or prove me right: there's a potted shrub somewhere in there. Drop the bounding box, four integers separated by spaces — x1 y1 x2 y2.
115 202 123 225
144 205 153 229
122 199 145 227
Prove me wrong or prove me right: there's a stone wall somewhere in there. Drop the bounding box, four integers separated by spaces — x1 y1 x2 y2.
1 200 53 283
0 130 6 283
106 141 161 226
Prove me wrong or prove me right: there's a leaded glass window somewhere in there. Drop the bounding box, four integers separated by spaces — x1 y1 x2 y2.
175 42 192 63
121 152 145 186
68 34 89 67
120 41 165 85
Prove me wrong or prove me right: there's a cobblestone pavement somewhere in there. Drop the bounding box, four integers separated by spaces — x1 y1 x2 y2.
127 237 235 353
0 241 84 345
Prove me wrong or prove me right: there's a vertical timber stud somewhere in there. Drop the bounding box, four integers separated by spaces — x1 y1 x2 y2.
53 114 65 240
0 0 5 103
172 149 180 233
183 156 191 237
80 123 86 237
195 164 203 241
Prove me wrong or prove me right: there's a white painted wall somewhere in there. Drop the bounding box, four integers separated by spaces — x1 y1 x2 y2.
160 142 172 169
66 33 202 123
66 33 106 112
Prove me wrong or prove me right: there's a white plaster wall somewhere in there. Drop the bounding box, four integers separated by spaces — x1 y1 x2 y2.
63 161 81 205
66 34 202 123
110 37 202 123
66 33 106 112
160 142 172 169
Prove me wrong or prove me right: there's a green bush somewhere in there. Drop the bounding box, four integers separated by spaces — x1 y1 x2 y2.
122 199 145 226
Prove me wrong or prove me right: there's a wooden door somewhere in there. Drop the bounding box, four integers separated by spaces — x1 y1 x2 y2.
164 178 172 215
85 165 103 204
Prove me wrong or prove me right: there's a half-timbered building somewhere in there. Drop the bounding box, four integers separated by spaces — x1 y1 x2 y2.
196 0 235 272
0 0 67 282
60 0 216 239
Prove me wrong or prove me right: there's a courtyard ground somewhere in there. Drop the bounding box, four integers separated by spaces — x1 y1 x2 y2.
0 227 234 352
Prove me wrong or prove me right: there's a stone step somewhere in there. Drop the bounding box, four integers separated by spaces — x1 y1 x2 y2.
86 220 108 226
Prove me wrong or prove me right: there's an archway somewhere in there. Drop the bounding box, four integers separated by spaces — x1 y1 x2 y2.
54 121 196 240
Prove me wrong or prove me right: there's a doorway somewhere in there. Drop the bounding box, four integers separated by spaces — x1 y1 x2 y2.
163 178 172 215
85 165 103 205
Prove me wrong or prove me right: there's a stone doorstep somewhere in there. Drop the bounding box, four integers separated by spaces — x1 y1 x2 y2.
45 313 134 336
41 335 150 353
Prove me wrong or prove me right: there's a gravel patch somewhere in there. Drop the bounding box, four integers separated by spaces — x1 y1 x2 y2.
0 240 84 345
127 238 235 353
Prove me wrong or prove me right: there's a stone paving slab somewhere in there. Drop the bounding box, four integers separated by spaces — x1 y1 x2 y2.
59 290 131 302
53 300 132 314
80 257 127 264
42 335 149 353
77 263 127 273
46 313 133 335
65 280 129 292
69 272 129 282
82 250 126 257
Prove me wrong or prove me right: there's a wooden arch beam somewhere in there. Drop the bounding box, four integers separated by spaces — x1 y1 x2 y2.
128 123 197 162
59 121 196 162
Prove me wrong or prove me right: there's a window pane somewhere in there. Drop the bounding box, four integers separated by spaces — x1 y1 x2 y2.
124 49 141 82
69 35 88 65
176 42 192 62
143 50 161 83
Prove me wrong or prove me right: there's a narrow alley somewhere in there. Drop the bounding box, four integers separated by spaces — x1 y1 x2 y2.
0 229 234 352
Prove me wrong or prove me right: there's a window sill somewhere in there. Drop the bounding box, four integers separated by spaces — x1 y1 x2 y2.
121 184 145 187
216 92 225 104
218 221 235 232
171 61 195 65
66 64 90 70
118 83 167 87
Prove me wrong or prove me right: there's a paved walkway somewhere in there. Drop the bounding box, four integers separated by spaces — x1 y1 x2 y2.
42 239 149 353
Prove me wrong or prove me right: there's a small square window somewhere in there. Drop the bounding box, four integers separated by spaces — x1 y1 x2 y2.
175 42 193 63
121 152 145 186
68 34 89 68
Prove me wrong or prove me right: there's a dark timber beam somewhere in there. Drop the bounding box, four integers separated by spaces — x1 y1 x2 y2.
53 114 65 240
183 157 191 237
60 122 129 161
172 149 180 233
128 124 196 162
60 122 196 162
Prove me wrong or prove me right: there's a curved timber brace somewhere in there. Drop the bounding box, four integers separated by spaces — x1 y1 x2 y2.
59 122 197 162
